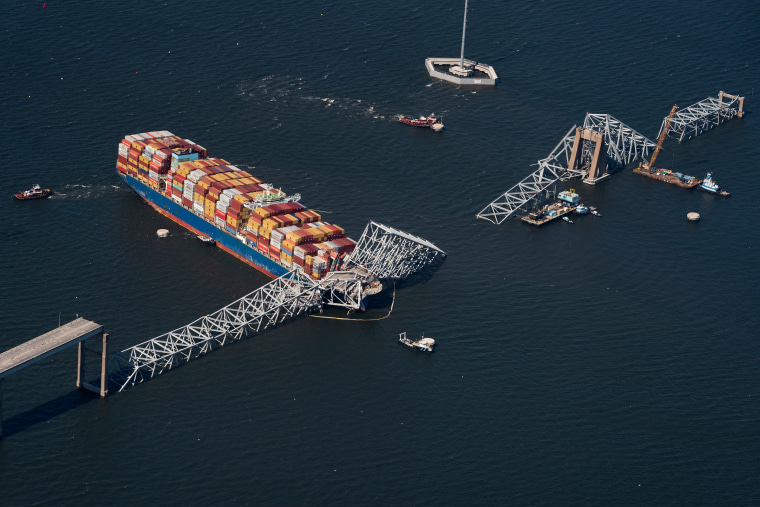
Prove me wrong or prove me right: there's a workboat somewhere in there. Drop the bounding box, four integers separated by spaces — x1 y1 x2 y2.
14 184 52 200
399 332 435 353
700 172 731 197
398 114 443 129
197 234 215 245
575 205 589 214
562 216 573 223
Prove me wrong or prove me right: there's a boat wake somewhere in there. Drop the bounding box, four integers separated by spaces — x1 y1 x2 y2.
53 183 130 200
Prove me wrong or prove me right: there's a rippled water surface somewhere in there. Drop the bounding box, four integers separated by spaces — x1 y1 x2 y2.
1 1 758 505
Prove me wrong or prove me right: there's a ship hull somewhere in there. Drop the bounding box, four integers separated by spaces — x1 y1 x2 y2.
119 172 290 279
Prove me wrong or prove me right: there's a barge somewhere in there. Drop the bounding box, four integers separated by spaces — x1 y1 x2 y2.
633 165 702 188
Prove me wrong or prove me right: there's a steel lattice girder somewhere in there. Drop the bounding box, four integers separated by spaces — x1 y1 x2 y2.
345 221 446 280
658 95 741 142
108 270 323 391
476 125 578 224
583 114 655 166
477 114 654 224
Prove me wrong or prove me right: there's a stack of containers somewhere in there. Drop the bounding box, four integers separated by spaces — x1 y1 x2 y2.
293 244 320 274
270 225 301 266
117 139 130 174
311 257 328 280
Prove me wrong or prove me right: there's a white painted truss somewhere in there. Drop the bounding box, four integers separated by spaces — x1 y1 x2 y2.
109 269 323 391
108 222 446 391
583 114 656 166
658 94 742 142
345 221 447 280
477 114 654 224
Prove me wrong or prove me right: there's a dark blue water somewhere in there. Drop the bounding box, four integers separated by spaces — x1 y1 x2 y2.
1 1 758 504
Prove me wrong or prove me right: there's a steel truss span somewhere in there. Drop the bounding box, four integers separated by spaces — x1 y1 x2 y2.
477 114 654 224
109 270 323 391
345 221 446 280
658 92 745 142
108 222 445 391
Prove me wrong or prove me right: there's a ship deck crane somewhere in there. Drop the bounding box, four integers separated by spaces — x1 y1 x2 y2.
642 105 678 170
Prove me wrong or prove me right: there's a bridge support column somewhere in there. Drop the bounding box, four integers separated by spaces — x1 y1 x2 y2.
77 333 108 397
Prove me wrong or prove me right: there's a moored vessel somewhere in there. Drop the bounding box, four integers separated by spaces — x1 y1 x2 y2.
116 131 377 308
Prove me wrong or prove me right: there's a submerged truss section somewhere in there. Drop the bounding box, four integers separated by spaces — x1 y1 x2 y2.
345 221 447 280
658 91 745 142
109 270 323 391
477 114 654 224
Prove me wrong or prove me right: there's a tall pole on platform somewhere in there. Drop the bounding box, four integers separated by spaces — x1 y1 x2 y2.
459 0 469 68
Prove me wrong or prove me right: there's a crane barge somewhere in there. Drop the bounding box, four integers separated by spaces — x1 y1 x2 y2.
633 105 702 189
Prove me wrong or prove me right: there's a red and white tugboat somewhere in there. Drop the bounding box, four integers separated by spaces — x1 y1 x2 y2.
14 184 52 200
398 114 445 131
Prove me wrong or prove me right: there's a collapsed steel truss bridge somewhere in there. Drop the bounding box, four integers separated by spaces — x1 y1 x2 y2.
108 222 446 391
476 114 654 224
658 91 745 143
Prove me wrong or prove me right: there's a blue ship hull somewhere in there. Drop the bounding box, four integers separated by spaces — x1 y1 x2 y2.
119 172 290 279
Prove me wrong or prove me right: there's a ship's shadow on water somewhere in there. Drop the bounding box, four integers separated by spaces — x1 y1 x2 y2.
1 390 96 439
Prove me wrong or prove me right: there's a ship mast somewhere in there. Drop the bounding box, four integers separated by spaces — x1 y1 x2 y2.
459 0 468 69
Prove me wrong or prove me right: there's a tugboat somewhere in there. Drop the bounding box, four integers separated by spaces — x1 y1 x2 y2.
398 114 444 130
700 172 731 197
398 332 435 353
14 184 52 200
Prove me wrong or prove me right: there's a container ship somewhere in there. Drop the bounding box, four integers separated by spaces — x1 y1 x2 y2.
116 131 360 287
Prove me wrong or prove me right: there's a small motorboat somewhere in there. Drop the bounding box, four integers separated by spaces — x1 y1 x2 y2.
575 205 589 214
197 234 215 245
399 332 435 353
590 210 602 217
14 184 52 200
562 216 573 223
398 114 443 129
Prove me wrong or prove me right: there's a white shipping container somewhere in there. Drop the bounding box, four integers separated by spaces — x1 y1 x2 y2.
193 201 204 214
215 217 226 228
172 194 182 204
188 169 206 183
217 202 228 213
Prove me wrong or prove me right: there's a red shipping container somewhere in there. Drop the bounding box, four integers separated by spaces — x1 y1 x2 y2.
182 197 193 208
215 209 226 220
269 245 281 258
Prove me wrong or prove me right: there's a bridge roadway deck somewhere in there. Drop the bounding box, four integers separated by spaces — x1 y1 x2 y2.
0 318 103 379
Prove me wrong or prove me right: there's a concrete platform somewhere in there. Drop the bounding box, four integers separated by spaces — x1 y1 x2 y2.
0 318 103 379
425 58 498 85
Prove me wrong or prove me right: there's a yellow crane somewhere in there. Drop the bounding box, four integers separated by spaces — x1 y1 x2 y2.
642 105 678 170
